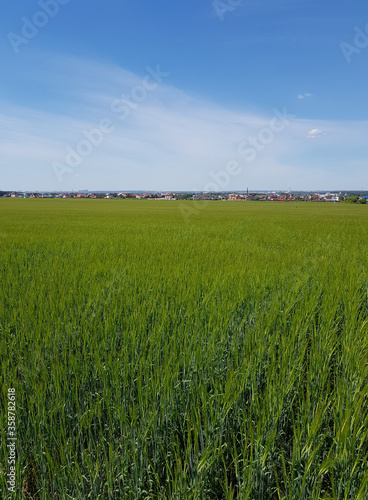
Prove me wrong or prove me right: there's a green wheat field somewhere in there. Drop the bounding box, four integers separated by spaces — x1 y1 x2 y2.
1 199 368 499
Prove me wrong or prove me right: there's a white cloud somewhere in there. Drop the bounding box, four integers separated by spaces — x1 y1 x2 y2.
306 128 324 139
0 53 368 191
298 93 313 99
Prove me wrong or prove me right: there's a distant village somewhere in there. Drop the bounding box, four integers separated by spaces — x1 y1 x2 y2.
1 191 368 203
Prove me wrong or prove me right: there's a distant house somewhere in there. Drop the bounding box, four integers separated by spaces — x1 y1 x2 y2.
322 193 340 202
228 193 244 201
165 193 175 200
246 194 259 201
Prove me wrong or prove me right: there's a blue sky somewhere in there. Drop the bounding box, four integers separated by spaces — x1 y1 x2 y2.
1 0 368 191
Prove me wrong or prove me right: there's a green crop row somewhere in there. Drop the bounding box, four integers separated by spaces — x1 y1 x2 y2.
1 199 368 499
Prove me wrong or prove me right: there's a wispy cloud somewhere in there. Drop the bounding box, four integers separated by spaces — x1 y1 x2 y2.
298 93 313 99
1 52 368 191
306 128 324 138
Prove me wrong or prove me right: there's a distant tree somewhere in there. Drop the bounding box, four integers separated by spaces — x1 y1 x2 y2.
345 195 359 203
181 193 194 200
358 197 367 204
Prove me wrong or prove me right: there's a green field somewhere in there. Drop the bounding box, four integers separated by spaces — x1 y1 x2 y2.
1 199 368 499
